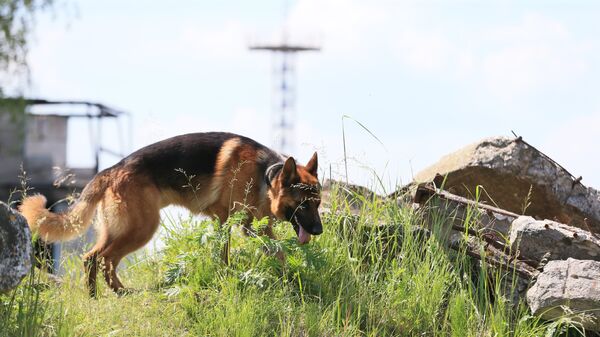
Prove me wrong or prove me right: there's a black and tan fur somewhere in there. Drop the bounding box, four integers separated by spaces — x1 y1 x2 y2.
19 132 322 296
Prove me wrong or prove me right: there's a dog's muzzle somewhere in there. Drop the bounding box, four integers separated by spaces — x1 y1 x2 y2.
292 217 323 245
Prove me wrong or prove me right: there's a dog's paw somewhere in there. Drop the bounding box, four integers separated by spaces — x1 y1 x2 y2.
115 287 136 297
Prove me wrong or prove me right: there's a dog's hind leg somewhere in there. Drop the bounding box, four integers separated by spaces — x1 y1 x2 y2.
83 249 99 298
100 185 161 294
258 220 285 262
83 204 111 298
210 207 232 265
101 255 125 294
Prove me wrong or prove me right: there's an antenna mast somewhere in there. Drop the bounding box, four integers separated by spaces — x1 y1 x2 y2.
249 6 320 154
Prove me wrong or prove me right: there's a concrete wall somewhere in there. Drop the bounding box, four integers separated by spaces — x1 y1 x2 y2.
0 111 25 186
0 109 96 275
24 115 68 185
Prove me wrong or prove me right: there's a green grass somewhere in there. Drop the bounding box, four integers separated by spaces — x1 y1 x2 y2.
0 183 589 336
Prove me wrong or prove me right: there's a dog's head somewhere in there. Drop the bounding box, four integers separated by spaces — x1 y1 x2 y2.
268 152 322 244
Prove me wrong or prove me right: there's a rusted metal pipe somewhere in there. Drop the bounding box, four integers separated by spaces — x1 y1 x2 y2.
414 184 520 218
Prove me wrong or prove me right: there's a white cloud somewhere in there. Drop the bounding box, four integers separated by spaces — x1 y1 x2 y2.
394 30 455 72
175 20 247 59
230 107 270 142
27 26 84 98
285 0 389 58
134 112 222 150
481 14 589 99
388 12 592 99
133 106 272 152
486 14 569 42
541 112 600 188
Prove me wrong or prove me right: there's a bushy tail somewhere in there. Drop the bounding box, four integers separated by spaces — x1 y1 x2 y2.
19 170 111 242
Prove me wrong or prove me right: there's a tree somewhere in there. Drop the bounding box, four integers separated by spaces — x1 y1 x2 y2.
0 0 54 92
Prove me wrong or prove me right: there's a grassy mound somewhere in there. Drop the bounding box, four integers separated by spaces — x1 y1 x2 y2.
0 185 588 336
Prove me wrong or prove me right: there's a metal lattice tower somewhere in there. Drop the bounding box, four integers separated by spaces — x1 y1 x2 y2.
250 39 319 154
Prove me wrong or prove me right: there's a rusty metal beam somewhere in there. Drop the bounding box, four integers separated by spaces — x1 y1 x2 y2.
414 184 520 219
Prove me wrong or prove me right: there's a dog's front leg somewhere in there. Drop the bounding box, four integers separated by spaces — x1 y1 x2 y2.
258 221 275 240
220 230 231 266
221 217 254 265
259 221 285 262
241 220 256 237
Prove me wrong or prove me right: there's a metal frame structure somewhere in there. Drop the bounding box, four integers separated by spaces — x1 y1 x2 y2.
249 41 319 154
6 98 129 172
0 97 129 274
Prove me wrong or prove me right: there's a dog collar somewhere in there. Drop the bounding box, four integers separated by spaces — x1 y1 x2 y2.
265 163 284 187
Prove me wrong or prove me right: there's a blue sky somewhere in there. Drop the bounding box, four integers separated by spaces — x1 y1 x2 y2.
20 0 600 191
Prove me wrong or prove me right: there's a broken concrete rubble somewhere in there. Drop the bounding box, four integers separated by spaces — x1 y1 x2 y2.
415 184 600 330
408 136 600 330
413 136 600 234
327 134 600 330
414 184 518 236
321 179 381 214
414 184 537 303
0 201 32 292
510 216 600 264
527 258 600 332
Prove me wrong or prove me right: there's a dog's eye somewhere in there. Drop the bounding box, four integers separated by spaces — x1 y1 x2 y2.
288 204 306 217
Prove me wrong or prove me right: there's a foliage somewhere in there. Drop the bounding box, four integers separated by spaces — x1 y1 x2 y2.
0 0 54 89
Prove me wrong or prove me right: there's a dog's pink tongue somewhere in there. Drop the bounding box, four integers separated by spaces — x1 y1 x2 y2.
298 226 312 245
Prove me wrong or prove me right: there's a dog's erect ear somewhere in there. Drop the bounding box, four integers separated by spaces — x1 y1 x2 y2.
281 157 298 186
305 152 318 177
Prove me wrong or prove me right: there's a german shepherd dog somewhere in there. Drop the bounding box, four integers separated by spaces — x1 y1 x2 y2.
19 132 323 296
